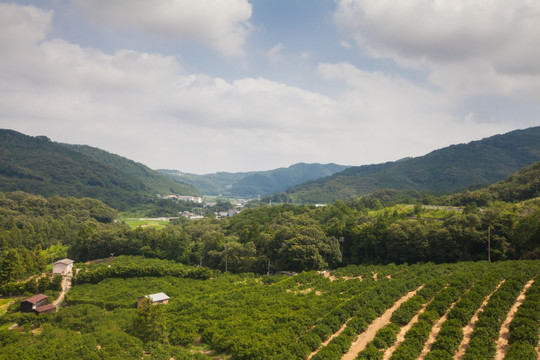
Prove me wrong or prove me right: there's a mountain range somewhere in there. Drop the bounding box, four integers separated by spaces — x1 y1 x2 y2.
0 129 197 209
1 126 540 207
267 126 540 203
158 163 349 198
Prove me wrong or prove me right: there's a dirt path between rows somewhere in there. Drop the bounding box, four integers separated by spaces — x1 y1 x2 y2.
454 279 506 360
308 318 352 360
382 301 430 360
494 279 535 360
341 285 424 360
418 298 460 360
52 275 71 306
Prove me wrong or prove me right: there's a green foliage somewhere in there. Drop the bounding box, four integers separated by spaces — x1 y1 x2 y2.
391 295 425 326
131 297 168 343
274 126 540 203
372 323 400 349
0 130 198 210
504 341 538 360
2 260 539 359
356 343 383 360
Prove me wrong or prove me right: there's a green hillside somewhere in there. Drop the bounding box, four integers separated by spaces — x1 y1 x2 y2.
276 126 540 203
443 160 540 206
0 130 198 209
159 162 349 197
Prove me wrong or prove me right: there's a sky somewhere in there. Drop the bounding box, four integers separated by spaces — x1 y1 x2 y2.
1 1 539 174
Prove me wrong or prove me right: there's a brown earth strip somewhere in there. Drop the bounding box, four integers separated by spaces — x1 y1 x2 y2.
383 301 430 360
418 298 460 360
454 279 506 360
494 279 535 360
341 285 424 360
307 318 352 360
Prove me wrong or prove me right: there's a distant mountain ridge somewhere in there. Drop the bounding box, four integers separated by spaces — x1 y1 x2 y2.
271 126 540 203
158 162 349 197
0 129 198 209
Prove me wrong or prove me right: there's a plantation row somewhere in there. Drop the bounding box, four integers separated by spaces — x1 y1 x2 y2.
314 264 485 360
65 259 540 359
504 278 540 359
2 259 539 359
305 261 539 360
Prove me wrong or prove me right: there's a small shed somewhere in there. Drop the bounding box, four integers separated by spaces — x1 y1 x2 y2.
20 294 48 313
53 258 74 275
137 292 170 307
34 304 57 314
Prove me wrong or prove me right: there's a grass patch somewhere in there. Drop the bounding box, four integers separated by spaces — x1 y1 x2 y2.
0 298 16 315
120 218 170 229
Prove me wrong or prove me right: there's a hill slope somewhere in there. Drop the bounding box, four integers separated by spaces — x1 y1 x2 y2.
0 129 198 209
159 162 349 197
275 126 540 203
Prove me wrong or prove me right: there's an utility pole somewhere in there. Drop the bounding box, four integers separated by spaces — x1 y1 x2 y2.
224 244 228 273
339 237 344 262
487 227 491 263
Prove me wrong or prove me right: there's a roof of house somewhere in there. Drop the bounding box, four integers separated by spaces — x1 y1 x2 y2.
21 293 48 304
34 304 56 313
53 258 74 266
146 292 170 302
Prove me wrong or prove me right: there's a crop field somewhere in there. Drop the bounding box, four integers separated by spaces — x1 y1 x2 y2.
41 257 539 360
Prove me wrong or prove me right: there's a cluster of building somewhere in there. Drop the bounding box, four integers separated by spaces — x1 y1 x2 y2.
158 194 203 203
19 258 74 315
20 294 56 314
19 259 171 316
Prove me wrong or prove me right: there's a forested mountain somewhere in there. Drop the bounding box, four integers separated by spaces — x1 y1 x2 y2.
158 162 349 197
0 130 198 209
272 126 540 203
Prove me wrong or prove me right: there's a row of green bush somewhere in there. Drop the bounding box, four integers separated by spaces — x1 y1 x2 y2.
0 274 62 297
463 271 531 360
72 263 213 284
423 261 540 360
504 275 540 360
303 263 459 360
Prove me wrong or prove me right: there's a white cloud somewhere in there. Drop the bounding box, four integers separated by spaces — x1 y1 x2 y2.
339 40 352 49
334 0 540 97
0 3 525 174
316 62 511 161
71 0 253 56
266 43 283 64
0 3 52 51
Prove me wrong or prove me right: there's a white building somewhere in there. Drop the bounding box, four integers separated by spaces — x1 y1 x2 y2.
53 258 74 275
138 292 170 307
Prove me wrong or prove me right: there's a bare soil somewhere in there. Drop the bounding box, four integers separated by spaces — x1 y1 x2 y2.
307 318 352 360
418 298 460 360
454 279 506 360
52 274 72 306
494 279 535 360
322 271 362 282
383 301 430 360
341 285 424 360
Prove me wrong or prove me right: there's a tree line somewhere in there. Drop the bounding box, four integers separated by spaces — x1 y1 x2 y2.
1 189 539 282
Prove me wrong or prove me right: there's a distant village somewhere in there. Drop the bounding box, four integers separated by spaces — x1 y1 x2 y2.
156 194 251 220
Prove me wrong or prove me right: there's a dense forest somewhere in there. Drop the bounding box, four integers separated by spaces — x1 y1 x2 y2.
270 126 540 203
0 129 198 210
1 161 539 287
